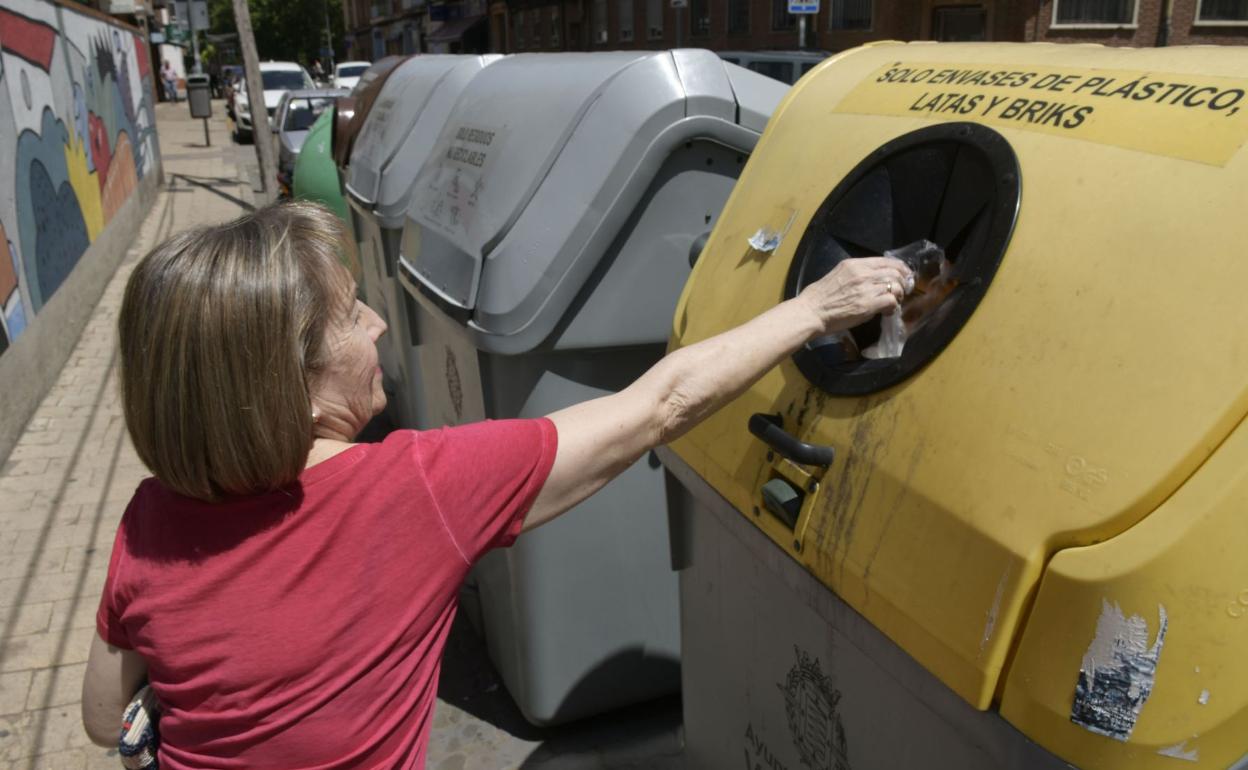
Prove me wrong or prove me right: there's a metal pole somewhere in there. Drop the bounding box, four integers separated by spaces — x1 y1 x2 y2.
676 5 682 47
191 27 202 74
232 0 279 201
798 14 806 50
203 118 210 147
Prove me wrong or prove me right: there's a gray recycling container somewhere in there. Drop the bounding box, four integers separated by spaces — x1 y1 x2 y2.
186 74 212 119
398 50 786 726
344 55 502 430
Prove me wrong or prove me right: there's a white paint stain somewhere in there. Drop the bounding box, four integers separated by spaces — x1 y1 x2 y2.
1070 600 1168 741
1157 741 1199 762
1198 689 1210 705
979 568 1010 658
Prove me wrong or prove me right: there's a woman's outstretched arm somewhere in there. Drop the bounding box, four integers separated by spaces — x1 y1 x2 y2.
524 256 911 532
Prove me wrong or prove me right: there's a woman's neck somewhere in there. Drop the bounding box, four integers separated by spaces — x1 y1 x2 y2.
305 437 355 470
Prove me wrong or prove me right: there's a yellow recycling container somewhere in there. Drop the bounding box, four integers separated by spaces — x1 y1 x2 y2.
658 41 1248 770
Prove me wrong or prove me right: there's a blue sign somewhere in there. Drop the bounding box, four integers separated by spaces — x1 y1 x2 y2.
788 0 818 12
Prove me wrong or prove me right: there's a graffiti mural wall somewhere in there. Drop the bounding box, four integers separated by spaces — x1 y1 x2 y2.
0 0 158 358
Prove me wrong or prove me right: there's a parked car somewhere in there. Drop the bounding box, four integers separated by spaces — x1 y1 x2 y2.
716 50 830 85
232 61 315 143
273 88 348 197
333 61 371 91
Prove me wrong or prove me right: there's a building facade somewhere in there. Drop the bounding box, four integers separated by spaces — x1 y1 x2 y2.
339 0 1248 62
489 0 1248 53
1030 0 1248 46
343 0 492 59
343 0 428 61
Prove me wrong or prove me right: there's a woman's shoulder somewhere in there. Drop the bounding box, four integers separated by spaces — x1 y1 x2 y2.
340 420 554 479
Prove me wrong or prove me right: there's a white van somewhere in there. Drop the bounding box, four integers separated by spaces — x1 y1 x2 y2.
716 50 830 85
232 61 315 142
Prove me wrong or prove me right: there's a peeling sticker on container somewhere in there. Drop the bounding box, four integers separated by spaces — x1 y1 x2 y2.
747 211 797 253
979 568 1010 658
778 647 851 770
1070 601 1168 741
1198 689 1210 705
1157 741 1199 762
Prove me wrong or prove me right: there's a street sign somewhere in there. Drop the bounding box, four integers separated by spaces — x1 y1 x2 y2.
788 0 819 12
671 0 688 7
150 30 166 44
190 0 210 31
164 24 189 45
173 0 189 29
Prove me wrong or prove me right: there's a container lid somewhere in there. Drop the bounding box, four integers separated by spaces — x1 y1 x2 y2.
332 56 407 169
722 64 785 134
402 50 781 348
345 55 502 217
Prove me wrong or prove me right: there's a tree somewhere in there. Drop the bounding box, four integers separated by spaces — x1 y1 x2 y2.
209 0 345 66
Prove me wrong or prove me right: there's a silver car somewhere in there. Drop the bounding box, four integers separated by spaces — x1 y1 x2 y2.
272 88 348 195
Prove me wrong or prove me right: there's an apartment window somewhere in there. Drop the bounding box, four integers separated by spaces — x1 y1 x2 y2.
771 0 797 29
690 0 710 35
618 0 635 40
1198 0 1248 20
828 0 870 28
593 0 609 42
1053 0 1135 24
933 5 986 39
727 0 749 33
551 5 562 45
647 0 664 38
514 10 525 48
532 7 545 46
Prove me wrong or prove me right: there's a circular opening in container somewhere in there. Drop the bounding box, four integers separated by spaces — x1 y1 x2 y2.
786 122 1020 396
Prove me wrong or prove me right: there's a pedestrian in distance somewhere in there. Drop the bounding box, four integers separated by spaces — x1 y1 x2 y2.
80 202 911 768
160 59 178 103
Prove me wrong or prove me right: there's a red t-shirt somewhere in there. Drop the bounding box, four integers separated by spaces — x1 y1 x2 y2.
97 419 558 769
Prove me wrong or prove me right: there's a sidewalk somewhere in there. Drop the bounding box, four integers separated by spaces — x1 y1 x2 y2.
0 101 683 769
0 100 255 770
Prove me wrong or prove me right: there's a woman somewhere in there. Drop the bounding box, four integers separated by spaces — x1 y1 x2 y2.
81 202 910 768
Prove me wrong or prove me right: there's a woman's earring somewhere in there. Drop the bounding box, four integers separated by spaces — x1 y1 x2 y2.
312 409 320 425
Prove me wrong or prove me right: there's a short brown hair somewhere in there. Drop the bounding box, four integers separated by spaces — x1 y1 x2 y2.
118 202 355 501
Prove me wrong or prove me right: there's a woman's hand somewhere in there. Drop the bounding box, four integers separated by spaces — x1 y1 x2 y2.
798 257 913 335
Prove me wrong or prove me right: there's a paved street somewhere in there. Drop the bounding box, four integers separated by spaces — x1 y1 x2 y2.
0 100 682 770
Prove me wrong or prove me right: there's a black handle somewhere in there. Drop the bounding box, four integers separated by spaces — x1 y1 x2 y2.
748 413 835 468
